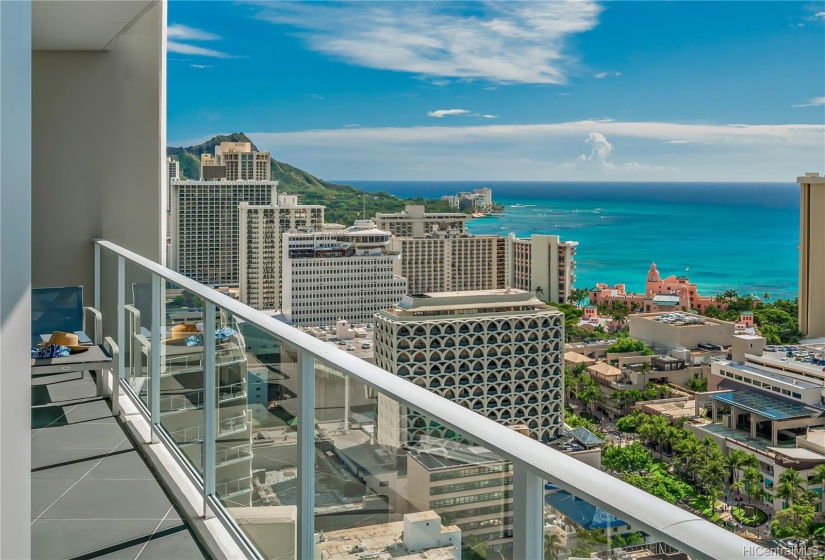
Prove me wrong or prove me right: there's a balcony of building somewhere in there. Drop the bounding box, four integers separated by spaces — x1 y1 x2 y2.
2 2 787 558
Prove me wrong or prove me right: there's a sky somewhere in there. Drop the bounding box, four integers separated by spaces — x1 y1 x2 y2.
168 1 825 182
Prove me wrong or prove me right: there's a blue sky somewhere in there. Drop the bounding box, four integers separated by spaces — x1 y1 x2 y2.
168 1 825 181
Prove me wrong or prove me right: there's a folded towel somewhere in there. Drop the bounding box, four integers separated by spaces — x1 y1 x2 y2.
32 344 71 358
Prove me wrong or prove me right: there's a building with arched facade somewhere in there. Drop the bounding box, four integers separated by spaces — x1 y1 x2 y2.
372 289 564 447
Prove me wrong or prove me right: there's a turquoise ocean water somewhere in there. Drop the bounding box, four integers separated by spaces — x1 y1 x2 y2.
343 181 800 300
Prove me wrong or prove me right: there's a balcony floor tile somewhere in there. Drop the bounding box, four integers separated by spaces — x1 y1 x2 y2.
31 371 206 559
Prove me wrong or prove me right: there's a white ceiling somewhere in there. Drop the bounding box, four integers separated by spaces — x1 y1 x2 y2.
32 1 157 51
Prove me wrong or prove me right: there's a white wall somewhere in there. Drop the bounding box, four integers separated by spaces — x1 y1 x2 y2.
31 2 164 307
0 2 32 557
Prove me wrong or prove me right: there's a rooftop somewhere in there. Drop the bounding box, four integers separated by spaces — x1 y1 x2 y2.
408 443 504 471
710 390 817 420
723 361 821 390
317 516 458 560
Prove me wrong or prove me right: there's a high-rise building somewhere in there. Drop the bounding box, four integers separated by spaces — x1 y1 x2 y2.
391 230 507 294
507 234 578 303
200 141 271 181
170 179 277 286
373 289 565 446
167 156 180 181
239 194 325 310
374 205 468 237
798 172 825 338
281 220 408 326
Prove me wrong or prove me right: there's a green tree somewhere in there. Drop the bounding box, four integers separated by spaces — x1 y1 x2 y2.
809 464 825 509
461 536 489 560
778 469 806 506
687 377 708 392
602 442 653 473
726 449 758 486
544 533 563 560
796 519 825 551
771 504 815 538
534 286 544 301
615 410 645 433
743 467 764 505
604 338 653 356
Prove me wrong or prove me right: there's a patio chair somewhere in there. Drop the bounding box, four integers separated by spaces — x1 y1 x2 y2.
31 286 101 347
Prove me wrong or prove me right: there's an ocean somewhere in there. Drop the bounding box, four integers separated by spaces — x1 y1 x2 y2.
342 181 800 301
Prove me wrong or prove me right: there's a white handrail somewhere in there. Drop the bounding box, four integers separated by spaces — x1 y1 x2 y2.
95 239 779 560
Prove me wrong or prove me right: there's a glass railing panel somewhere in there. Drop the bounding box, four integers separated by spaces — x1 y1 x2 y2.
313 363 513 560
157 278 206 475
122 259 152 406
213 316 301 559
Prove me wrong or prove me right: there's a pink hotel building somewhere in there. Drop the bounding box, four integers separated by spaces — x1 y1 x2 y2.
589 263 722 314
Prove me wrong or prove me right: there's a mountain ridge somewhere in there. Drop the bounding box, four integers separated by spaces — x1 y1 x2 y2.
166 133 458 225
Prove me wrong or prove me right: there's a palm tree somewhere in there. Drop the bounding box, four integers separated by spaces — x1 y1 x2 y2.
700 458 727 504
776 481 799 509
809 464 825 510
796 519 825 554
763 292 771 302
743 467 764 505
535 286 544 301
722 289 739 303
726 449 758 485
638 361 652 388
778 469 806 506
544 533 564 560
674 436 702 482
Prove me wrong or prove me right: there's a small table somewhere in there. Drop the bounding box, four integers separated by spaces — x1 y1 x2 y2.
31 345 113 397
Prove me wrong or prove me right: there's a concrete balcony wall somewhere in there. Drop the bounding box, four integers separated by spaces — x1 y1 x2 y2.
0 2 33 557
32 1 165 318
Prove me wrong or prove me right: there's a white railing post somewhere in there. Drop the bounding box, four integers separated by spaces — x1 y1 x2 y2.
150 273 161 444
203 301 216 518
93 240 101 311
297 349 315 559
117 256 125 393
513 466 543 560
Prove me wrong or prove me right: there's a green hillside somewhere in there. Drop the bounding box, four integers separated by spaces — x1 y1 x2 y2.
167 132 461 225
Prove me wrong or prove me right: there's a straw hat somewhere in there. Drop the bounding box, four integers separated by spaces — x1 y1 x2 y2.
41 331 89 353
163 323 201 344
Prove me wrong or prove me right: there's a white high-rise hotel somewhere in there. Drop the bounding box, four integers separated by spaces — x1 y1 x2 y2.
373 289 565 446
281 220 408 326
170 143 277 287
375 205 578 302
239 194 325 310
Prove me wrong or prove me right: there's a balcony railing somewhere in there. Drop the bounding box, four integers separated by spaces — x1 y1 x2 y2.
93 239 780 560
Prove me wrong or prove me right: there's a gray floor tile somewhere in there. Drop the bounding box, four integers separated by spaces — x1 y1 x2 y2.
31 519 165 560
31 478 76 519
84 451 154 480
32 445 119 471
133 529 205 560
32 421 126 449
40 479 171 520
63 399 116 424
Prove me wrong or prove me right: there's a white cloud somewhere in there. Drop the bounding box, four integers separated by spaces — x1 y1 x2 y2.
792 96 825 108
168 41 232 58
579 132 613 161
427 109 496 119
428 109 470 118
807 12 825 21
168 23 233 58
572 132 673 172
595 71 621 79
250 1 601 84
168 24 220 41
189 64 212 69
243 119 824 182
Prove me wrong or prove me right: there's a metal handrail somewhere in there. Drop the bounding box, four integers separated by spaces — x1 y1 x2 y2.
94 239 778 560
